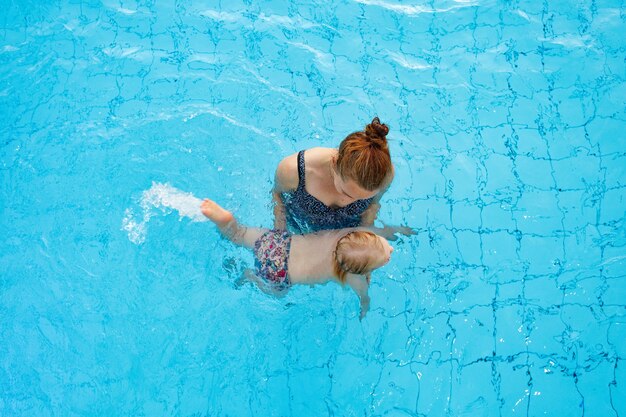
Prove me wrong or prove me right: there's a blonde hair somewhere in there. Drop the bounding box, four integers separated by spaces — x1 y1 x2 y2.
336 117 392 191
333 231 383 283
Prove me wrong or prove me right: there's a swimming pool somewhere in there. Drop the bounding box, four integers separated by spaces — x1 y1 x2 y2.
1 0 625 415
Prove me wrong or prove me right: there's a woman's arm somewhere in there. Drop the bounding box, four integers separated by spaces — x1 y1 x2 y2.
367 224 417 241
359 165 394 227
359 201 381 227
359 166 416 240
272 153 299 229
272 191 287 230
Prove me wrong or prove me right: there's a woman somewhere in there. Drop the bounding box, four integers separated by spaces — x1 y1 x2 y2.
273 117 405 236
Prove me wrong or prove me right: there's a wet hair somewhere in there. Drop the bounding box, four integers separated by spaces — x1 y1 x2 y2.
336 117 392 191
333 231 383 283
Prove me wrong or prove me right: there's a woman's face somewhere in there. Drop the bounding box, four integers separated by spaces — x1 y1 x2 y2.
332 170 379 203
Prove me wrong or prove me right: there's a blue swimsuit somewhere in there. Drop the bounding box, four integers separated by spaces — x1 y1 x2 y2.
281 150 373 234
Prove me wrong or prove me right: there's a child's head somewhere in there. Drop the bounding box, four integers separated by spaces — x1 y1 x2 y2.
333 231 393 283
333 117 393 195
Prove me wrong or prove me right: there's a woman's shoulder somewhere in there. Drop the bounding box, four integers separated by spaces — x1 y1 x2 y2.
274 152 299 191
301 147 336 176
275 148 334 190
305 147 335 163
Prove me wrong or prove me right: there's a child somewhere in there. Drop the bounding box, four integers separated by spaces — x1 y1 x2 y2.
200 198 394 319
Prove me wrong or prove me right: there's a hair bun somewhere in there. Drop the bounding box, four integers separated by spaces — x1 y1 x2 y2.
365 117 389 142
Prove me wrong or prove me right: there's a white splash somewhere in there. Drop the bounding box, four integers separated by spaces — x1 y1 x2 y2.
122 182 207 244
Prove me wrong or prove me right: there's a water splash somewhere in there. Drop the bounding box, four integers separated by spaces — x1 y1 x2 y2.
122 182 207 244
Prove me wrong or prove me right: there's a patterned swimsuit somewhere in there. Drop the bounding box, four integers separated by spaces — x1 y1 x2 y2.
253 230 292 290
281 150 373 234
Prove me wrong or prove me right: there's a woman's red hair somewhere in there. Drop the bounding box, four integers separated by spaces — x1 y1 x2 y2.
336 117 392 191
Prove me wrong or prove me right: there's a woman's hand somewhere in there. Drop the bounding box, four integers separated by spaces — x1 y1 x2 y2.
366 223 417 241
380 225 417 241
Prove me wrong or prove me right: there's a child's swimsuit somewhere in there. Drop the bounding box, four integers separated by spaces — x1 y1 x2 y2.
253 229 292 290
281 150 374 234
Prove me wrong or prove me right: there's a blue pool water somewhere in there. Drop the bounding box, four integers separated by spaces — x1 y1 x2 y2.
1 0 625 416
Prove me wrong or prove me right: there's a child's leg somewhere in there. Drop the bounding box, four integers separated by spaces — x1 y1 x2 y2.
239 268 288 298
201 199 266 249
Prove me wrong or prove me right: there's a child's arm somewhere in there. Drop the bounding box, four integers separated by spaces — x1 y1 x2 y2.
345 273 371 320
